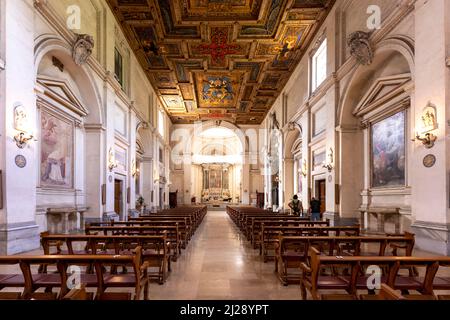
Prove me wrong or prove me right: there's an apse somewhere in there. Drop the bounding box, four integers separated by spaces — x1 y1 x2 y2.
191 127 244 205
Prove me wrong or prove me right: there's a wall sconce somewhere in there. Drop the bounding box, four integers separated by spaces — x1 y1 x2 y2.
14 132 34 149
13 105 35 149
301 159 307 177
108 147 118 172
322 148 334 172
131 159 137 177
414 132 437 149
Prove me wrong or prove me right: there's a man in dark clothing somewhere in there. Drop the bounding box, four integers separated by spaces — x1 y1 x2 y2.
288 195 303 216
309 197 322 221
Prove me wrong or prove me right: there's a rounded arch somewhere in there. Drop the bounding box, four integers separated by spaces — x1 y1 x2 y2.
336 35 414 218
182 121 247 157
283 126 302 159
338 36 414 126
191 126 245 164
137 127 153 158
34 35 103 125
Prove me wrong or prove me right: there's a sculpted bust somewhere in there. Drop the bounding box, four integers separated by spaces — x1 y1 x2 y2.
72 34 94 65
14 105 28 132
348 31 373 65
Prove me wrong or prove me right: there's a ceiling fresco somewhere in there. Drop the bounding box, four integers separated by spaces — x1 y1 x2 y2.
106 0 335 124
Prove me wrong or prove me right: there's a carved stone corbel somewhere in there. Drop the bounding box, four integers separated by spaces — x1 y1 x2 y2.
72 34 94 66
348 31 373 65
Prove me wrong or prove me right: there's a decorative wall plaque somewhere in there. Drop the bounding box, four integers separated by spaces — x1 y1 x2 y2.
423 154 436 168
348 31 373 65
328 175 332 182
15 155 27 168
72 34 94 66
108 175 113 183
421 102 438 133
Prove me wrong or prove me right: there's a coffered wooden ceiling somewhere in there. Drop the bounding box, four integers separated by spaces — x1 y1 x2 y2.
106 0 335 124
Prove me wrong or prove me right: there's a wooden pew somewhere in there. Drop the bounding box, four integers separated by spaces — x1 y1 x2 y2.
62 284 95 300
85 225 181 262
247 217 315 243
89 219 191 249
264 225 361 262
300 247 450 300
252 220 331 251
276 233 414 285
0 248 148 300
359 284 406 300
40 234 169 284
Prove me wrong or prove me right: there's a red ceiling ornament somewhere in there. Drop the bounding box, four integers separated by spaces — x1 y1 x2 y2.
197 28 241 66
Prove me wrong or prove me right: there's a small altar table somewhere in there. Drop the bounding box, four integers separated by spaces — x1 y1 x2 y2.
359 207 400 234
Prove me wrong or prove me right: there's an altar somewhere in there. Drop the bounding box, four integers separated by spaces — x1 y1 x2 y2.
201 164 232 203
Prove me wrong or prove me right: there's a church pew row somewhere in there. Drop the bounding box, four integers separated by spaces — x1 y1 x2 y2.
275 233 415 285
0 248 148 300
87 221 189 253
251 220 331 250
85 225 181 262
152 205 207 230
226 206 275 225
247 217 321 243
300 247 450 300
40 234 169 284
262 225 361 261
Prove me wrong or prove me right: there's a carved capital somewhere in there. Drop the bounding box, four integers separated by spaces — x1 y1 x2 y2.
72 34 94 66
348 31 373 66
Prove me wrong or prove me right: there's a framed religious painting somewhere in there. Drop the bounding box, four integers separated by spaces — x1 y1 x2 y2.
371 111 406 188
40 109 74 189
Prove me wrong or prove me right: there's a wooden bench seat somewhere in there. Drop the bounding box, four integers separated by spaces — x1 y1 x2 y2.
85 225 180 263
0 248 148 300
300 247 450 300
40 234 169 284
265 226 361 262
276 234 415 285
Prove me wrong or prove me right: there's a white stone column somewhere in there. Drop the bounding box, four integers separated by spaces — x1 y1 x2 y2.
141 156 153 210
411 0 450 255
103 81 117 219
182 152 192 205
283 158 294 209
128 112 137 211
84 125 105 221
0 0 39 254
242 152 250 205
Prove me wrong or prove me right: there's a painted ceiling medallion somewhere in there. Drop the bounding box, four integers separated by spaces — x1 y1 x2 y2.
106 0 334 124
196 28 242 67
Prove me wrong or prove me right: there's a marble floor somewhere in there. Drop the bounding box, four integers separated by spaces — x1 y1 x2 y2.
147 210 301 300
1 210 449 300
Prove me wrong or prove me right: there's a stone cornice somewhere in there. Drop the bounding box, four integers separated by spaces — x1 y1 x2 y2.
34 0 151 126
264 0 416 126
84 124 106 132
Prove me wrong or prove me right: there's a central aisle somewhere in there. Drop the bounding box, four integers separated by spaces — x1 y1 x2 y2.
149 210 300 300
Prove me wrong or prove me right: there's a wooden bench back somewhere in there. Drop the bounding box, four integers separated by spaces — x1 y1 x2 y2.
0 248 144 300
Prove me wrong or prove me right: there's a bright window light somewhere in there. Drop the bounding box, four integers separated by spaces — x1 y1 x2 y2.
158 109 164 137
312 38 327 91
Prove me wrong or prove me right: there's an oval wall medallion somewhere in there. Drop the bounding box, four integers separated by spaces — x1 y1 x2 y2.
108 175 113 183
15 155 27 168
423 154 436 168
328 175 332 182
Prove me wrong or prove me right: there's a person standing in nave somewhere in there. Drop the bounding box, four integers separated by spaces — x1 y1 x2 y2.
309 197 322 221
288 195 303 216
